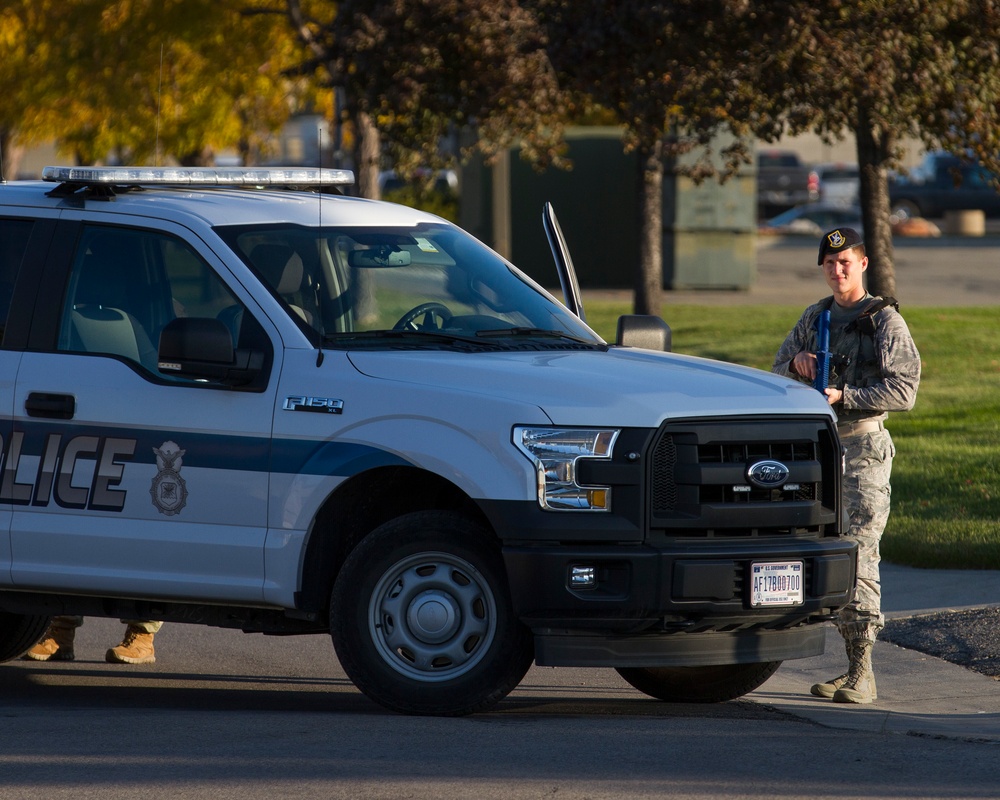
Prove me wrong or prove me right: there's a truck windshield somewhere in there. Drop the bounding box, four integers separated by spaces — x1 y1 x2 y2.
216 221 602 348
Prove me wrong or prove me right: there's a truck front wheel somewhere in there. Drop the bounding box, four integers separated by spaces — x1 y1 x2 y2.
331 511 534 716
616 662 782 703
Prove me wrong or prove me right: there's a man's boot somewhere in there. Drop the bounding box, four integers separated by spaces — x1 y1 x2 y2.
810 638 853 698
24 621 77 662
811 638 878 699
833 638 876 704
106 625 156 664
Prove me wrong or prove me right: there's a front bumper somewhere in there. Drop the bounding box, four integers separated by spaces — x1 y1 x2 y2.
503 538 856 666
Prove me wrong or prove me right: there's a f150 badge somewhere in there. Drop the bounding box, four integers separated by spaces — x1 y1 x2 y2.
150 441 188 516
283 396 343 414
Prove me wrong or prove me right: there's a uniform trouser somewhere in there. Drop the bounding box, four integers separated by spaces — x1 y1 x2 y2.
837 428 895 643
50 616 163 634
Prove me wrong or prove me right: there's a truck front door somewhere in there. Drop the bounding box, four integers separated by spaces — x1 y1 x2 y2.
8 219 279 603
0 214 45 584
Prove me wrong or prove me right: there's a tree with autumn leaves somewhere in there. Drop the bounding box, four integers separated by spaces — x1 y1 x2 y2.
1 0 319 169
283 0 569 202
284 0 751 316
532 1 750 315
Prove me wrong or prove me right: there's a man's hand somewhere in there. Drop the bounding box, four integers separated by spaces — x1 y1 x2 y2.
793 351 841 404
791 351 817 380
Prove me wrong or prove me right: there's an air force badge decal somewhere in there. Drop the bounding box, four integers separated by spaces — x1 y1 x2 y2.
150 441 189 516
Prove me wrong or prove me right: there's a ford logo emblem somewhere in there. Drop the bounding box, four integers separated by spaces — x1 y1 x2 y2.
746 460 790 488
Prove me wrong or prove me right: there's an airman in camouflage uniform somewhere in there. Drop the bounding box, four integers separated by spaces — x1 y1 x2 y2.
772 227 921 704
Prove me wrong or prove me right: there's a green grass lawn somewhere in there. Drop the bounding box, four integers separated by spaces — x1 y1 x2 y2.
584 302 1000 570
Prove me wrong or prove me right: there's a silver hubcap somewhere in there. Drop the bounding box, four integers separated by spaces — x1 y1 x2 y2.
369 551 496 682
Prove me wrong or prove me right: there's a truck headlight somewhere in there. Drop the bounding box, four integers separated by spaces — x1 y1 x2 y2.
514 427 619 511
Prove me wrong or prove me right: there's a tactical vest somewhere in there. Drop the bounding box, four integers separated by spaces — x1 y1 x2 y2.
812 295 899 392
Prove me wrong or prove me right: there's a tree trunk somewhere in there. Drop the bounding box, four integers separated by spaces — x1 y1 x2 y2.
855 112 896 298
353 110 381 324
0 130 25 181
355 110 381 201
178 147 214 167
635 140 663 317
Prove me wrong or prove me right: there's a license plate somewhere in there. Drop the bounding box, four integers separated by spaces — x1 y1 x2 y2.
750 561 804 607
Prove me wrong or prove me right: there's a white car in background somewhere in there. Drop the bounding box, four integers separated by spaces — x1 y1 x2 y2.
809 163 860 207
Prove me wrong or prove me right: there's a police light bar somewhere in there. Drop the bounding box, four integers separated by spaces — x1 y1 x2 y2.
41 166 355 187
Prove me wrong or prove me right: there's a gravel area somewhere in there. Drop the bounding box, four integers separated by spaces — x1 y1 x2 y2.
881 607 1000 679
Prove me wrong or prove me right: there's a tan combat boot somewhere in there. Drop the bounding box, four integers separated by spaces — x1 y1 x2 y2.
24 622 77 662
106 625 156 664
810 638 852 698
832 639 876 704
810 639 878 700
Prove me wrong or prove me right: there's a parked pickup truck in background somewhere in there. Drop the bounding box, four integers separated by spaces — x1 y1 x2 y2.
889 151 1000 220
756 149 818 217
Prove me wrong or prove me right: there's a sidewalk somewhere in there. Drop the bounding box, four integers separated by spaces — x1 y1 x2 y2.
751 563 1000 742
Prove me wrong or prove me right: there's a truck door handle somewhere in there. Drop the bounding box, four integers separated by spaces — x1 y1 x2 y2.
25 392 76 419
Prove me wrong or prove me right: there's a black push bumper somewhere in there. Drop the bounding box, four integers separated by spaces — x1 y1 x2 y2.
503 538 856 667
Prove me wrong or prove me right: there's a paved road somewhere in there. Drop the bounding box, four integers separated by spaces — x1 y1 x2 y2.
751 235 1000 307
2 572 1000 800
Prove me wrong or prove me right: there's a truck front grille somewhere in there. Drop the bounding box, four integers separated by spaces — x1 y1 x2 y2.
697 441 819 504
648 417 840 538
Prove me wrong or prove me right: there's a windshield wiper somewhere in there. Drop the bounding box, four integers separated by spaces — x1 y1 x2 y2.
475 327 596 345
324 330 504 349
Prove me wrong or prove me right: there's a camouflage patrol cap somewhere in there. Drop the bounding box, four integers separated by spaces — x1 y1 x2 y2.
818 227 864 265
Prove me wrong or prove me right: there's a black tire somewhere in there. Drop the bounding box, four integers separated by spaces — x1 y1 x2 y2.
0 612 51 663
331 510 534 715
616 661 782 703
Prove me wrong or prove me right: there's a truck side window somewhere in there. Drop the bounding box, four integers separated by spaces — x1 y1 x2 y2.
0 218 33 346
57 225 255 376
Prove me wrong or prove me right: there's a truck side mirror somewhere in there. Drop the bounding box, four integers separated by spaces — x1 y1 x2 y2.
615 315 672 352
158 317 262 386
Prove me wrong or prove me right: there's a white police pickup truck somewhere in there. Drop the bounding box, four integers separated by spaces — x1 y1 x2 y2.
0 166 856 715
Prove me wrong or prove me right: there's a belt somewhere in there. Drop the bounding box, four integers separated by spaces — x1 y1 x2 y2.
838 418 885 438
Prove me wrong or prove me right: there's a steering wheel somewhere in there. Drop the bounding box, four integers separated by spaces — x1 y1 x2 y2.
392 302 453 332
